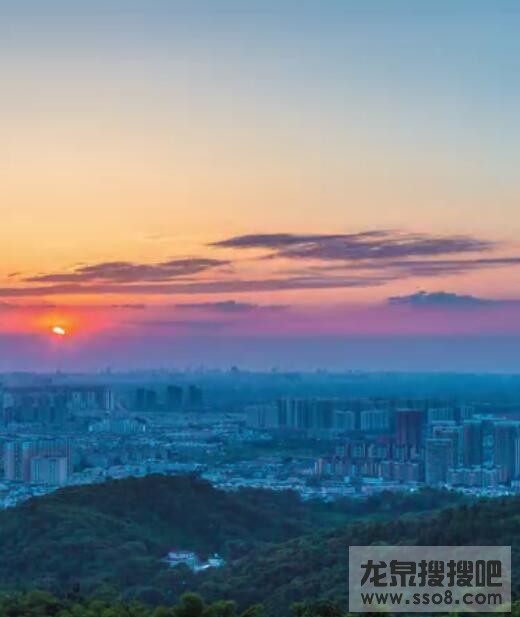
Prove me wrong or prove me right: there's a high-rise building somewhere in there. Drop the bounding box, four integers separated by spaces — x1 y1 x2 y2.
135 388 147 410
166 385 184 412
135 388 159 412
30 456 69 486
457 405 475 423
146 389 158 411
432 425 462 468
494 421 520 482
427 408 455 424
67 386 114 412
4 438 72 482
313 400 335 430
463 420 484 467
481 418 496 465
89 417 147 434
425 438 453 485
278 398 313 430
245 405 279 429
515 438 520 482
3 441 25 481
345 439 368 459
360 409 389 432
395 409 424 451
380 460 424 483
187 385 203 410
276 399 336 432
334 410 356 432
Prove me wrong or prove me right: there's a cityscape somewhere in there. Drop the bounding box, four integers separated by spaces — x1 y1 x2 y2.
1 1 520 615
2 370 520 510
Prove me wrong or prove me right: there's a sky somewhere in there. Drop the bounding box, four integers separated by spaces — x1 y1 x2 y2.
1 0 520 371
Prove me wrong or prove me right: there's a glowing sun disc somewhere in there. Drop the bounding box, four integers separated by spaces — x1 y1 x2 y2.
52 326 67 336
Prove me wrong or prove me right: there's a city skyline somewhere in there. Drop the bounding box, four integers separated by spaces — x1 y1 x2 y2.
2 1 520 370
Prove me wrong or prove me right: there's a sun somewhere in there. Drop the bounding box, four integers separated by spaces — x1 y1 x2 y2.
52 325 67 337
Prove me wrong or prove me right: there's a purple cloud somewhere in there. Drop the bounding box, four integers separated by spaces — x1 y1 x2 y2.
388 291 500 308
212 231 495 261
25 258 230 284
386 257 520 277
286 256 520 278
128 319 227 332
174 300 289 312
388 291 520 308
109 303 148 310
0 274 392 297
5 230 520 302
0 301 57 310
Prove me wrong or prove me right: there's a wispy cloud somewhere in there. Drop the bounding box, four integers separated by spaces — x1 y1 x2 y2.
388 291 520 308
386 257 520 277
0 274 392 297
128 319 226 332
211 231 495 261
0 301 56 310
24 258 229 284
3 229 520 301
174 300 289 312
0 301 147 310
211 230 520 280
109 303 148 310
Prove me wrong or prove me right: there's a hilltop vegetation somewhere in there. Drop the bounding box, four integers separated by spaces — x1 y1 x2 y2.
0 474 517 615
198 496 520 616
0 475 464 604
0 474 318 602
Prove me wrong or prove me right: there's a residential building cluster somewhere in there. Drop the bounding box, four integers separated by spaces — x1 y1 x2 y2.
1 378 520 507
311 403 520 490
3 438 73 485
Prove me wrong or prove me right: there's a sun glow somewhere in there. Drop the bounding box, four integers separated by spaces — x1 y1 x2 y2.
52 326 67 336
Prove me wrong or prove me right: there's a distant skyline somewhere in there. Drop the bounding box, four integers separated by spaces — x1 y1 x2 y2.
2 1 520 370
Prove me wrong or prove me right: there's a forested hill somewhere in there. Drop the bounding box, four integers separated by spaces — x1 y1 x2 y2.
0 474 319 599
197 496 520 616
0 474 463 604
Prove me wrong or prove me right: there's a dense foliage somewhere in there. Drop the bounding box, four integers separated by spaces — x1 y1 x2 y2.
0 591 262 617
198 496 520 616
0 475 464 605
1 590 520 617
0 475 320 602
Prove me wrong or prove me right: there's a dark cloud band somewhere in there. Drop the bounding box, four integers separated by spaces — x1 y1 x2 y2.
212 231 495 261
25 258 229 284
388 291 520 308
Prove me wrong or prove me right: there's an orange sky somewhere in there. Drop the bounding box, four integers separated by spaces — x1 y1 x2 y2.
1 1 520 359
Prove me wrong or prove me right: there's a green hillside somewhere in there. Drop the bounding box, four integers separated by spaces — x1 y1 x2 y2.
0 474 320 601
197 497 520 616
0 474 463 604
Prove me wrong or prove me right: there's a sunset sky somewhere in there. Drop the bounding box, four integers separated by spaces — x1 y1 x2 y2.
1 1 520 371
